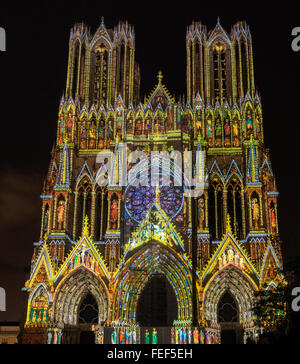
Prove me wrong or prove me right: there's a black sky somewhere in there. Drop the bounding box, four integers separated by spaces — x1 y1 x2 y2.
0 0 300 321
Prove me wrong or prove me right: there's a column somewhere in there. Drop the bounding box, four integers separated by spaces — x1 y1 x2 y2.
100 191 105 240
259 194 263 227
205 193 209 229
83 192 87 223
214 190 218 239
73 192 78 240
63 198 68 230
107 195 112 231
117 196 121 230
223 189 227 233
40 206 45 240
275 202 279 234
241 189 246 238
188 197 192 229
233 191 237 236
53 197 58 230
91 191 96 238
248 195 252 230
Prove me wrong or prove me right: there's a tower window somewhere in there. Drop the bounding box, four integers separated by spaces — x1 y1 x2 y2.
213 43 227 103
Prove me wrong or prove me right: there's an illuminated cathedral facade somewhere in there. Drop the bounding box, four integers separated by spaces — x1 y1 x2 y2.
21 19 284 344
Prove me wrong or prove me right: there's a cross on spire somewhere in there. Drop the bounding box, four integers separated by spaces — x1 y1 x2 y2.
157 70 163 85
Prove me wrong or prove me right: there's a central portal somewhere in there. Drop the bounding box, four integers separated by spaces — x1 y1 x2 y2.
136 274 177 327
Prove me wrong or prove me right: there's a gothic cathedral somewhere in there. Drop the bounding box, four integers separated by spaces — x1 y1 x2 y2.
21 19 284 344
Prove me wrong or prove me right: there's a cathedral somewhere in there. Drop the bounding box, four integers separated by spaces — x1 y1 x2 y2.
21 18 284 344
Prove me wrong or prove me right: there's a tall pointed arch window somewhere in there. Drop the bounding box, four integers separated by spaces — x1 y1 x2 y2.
213 42 227 103
93 45 109 106
209 178 224 240
227 178 243 239
75 178 93 239
79 45 86 102
72 41 80 99
241 39 249 96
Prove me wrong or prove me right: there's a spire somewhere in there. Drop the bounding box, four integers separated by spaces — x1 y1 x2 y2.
55 137 70 188
247 135 259 184
81 215 90 238
226 214 232 234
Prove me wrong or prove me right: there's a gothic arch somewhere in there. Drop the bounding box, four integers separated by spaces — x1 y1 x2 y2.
112 242 193 324
203 265 257 326
226 176 243 239
209 176 224 240
53 267 109 326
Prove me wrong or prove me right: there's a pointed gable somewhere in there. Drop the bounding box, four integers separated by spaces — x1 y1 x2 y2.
225 160 243 182
55 217 110 282
125 187 184 254
76 161 94 185
209 160 224 182
27 243 54 289
202 217 259 280
90 17 112 48
207 18 231 45
144 71 175 110
260 244 284 284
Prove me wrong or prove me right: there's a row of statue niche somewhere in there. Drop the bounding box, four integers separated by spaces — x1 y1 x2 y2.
171 327 219 345
30 308 49 324
110 198 119 230
65 108 194 149
58 111 76 144
58 108 262 148
126 144 185 171
218 246 245 269
269 202 277 232
198 198 205 229
57 200 65 230
261 167 274 191
127 109 190 135
206 116 240 147
78 117 110 149
96 328 104 344
251 197 261 229
144 328 158 344
47 331 63 345
111 327 138 344
68 249 102 274
43 200 65 233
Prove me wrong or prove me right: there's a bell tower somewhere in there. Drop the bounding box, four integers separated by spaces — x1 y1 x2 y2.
65 18 140 107
186 19 255 105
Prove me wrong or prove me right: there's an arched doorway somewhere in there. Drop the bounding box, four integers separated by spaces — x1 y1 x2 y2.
203 266 257 344
53 267 109 325
113 243 192 325
53 267 109 344
136 274 177 327
78 293 98 344
217 291 240 344
79 293 99 324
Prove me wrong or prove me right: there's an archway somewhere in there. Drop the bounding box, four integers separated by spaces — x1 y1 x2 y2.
136 274 178 327
217 290 240 344
203 265 257 344
53 267 109 326
113 243 193 325
78 293 99 324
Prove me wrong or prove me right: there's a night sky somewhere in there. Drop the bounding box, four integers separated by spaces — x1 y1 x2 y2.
1 0 300 322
